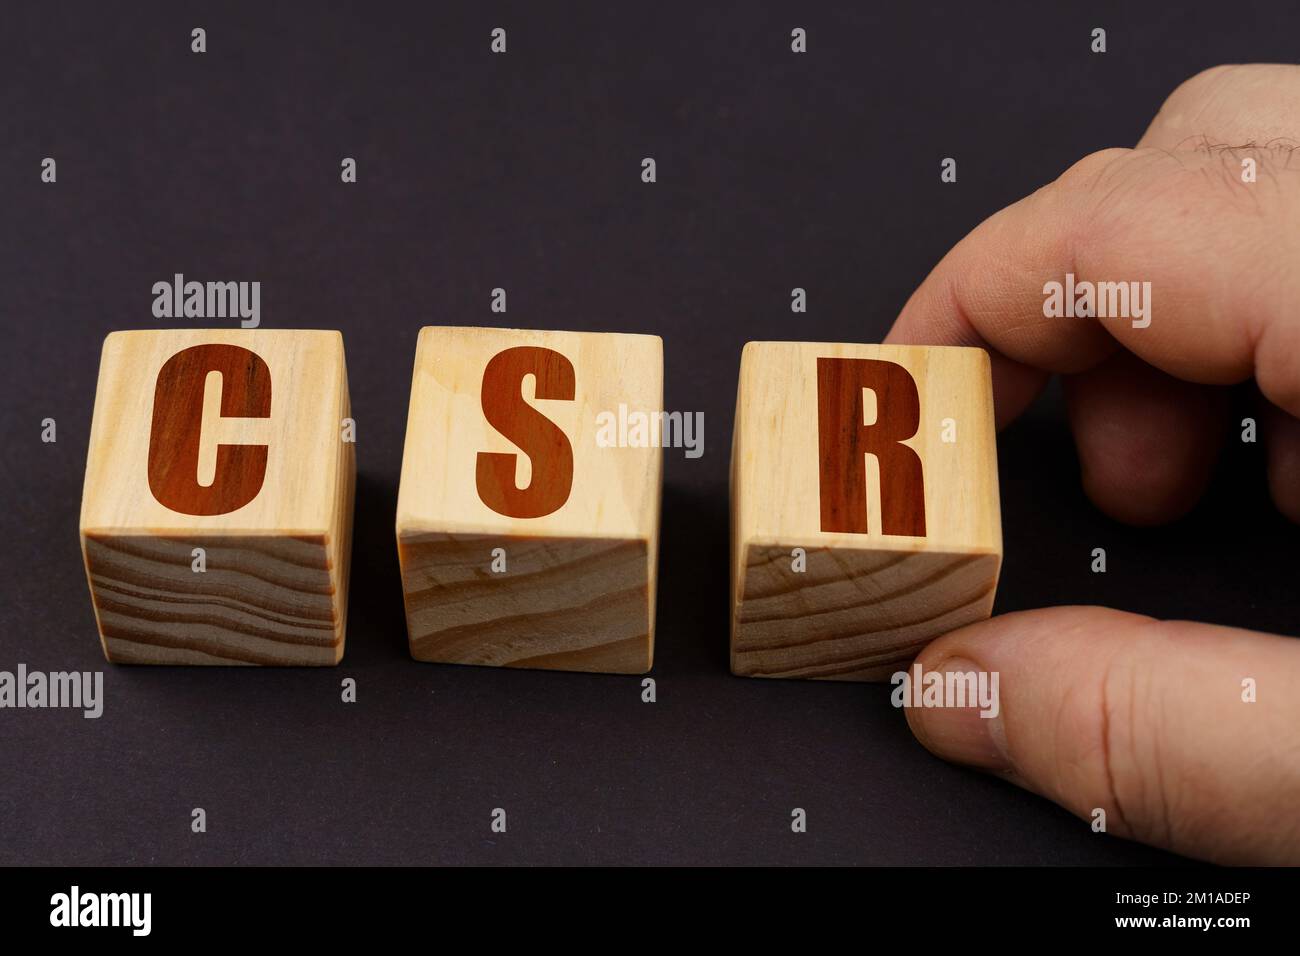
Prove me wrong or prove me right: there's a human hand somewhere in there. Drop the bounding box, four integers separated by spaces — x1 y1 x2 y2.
885 64 1300 865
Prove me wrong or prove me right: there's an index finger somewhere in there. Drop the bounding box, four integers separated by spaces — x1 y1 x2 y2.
885 143 1300 426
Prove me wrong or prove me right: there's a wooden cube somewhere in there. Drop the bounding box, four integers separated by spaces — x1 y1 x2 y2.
80 330 355 665
730 342 1002 681
396 326 662 674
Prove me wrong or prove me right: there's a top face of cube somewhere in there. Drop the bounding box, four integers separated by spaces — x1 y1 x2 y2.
734 341 1001 555
80 329 348 537
396 326 663 541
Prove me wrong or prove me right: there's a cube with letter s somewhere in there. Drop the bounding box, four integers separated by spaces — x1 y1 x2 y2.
730 342 1002 680
396 326 663 674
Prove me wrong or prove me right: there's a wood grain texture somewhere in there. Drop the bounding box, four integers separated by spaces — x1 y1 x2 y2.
80 329 355 665
398 534 650 672
730 341 1002 681
396 326 662 674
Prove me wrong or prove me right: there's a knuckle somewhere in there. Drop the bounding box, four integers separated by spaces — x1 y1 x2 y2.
1164 63 1239 105
1040 623 1176 842
1163 63 1300 109
1093 635 1177 844
1094 622 1234 851
1034 149 1136 223
1015 149 1136 271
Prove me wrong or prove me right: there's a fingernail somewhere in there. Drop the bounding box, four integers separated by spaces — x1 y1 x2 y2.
903 656 1010 771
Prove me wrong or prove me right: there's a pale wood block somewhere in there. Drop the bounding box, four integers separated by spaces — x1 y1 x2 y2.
730 342 1002 681
396 326 662 674
79 330 355 665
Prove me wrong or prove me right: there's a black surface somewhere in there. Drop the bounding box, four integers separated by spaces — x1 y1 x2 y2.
1 1 1296 865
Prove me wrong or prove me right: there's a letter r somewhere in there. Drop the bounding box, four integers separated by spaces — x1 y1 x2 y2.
816 356 926 536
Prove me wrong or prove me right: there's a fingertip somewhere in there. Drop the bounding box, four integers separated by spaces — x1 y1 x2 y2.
1078 458 1203 526
1064 353 1227 526
1261 401 1300 524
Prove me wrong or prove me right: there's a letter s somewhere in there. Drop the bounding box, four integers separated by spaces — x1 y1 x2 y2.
476 346 575 519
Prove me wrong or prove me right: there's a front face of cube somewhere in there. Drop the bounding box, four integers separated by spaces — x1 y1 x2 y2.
80 330 353 665
730 342 1002 681
396 326 663 674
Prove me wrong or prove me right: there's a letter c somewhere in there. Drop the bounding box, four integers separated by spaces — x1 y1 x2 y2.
147 344 271 516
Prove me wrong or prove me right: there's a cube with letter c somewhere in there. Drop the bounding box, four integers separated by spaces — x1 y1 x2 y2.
396 326 663 674
80 330 355 665
729 342 1002 680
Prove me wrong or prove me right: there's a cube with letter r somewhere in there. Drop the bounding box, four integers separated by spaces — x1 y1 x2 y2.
729 341 1002 680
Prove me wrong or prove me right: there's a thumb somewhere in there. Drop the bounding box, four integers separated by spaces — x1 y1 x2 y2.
902 606 1300 865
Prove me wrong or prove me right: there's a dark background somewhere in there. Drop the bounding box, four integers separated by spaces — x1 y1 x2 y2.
1 1 1296 865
